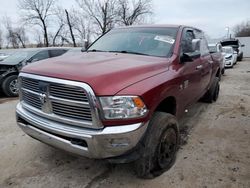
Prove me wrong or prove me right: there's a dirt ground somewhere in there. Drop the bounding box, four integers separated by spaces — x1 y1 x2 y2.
0 59 249 188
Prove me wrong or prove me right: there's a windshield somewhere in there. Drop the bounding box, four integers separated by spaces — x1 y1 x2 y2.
2 50 38 64
88 27 178 57
222 47 233 53
208 46 217 53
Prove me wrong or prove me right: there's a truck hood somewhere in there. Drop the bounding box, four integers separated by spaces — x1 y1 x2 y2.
22 52 170 95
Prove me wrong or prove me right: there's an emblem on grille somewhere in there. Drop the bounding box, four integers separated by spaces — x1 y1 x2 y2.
39 93 47 104
38 82 50 113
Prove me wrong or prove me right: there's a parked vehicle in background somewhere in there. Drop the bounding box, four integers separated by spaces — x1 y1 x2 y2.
62 47 82 56
16 25 221 178
221 38 244 61
208 43 225 75
0 53 9 61
0 48 68 97
222 46 237 68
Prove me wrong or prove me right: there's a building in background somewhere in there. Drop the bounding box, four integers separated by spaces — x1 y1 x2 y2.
236 37 250 58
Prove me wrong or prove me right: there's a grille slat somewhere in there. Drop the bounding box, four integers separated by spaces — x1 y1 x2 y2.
50 92 88 102
22 93 42 109
53 108 91 117
52 104 91 115
53 109 92 119
21 77 92 125
53 111 92 121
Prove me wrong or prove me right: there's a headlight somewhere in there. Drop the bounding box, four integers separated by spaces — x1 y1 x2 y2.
99 96 148 119
225 55 232 59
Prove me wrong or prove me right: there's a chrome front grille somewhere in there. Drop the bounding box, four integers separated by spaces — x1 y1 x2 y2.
21 77 40 92
19 75 100 128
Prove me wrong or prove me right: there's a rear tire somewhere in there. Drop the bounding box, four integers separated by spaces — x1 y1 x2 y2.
201 77 220 103
135 112 179 179
221 68 225 75
2 75 19 97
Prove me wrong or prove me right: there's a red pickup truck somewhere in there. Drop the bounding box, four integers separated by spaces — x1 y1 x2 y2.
16 25 220 178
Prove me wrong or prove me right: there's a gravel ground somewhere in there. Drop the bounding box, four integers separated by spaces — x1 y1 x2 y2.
0 59 249 188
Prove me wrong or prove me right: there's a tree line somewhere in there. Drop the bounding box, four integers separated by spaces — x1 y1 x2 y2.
0 0 153 49
233 20 250 37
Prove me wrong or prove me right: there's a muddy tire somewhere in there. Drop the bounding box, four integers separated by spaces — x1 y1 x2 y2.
201 77 220 103
2 75 19 97
135 112 179 179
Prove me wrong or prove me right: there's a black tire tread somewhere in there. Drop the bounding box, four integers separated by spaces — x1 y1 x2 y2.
1 75 18 97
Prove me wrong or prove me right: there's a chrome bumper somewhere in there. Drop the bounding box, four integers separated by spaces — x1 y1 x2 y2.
16 103 148 159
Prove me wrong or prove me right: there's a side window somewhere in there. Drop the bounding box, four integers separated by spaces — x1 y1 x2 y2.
200 35 210 56
49 49 67 57
181 30 196 53
194 30 209 56
30 50 49 62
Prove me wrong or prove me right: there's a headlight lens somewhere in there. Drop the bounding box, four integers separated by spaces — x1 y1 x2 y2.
99 96 148 119
225 55 232 59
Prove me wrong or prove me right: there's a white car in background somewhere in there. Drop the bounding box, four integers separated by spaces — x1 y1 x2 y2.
208 43 225 75
222 46 237 68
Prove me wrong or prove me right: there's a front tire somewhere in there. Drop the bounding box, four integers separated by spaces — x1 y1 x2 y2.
135 112 179 179
2 75 19 97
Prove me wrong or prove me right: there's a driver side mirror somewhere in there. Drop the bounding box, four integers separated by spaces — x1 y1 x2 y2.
181 39 201 63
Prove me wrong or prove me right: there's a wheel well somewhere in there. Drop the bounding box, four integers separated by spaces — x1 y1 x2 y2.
0 72 18 86
155 96 176 115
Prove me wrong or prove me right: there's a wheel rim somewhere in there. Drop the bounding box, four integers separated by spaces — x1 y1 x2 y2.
157 128 177 168
9 79 18 95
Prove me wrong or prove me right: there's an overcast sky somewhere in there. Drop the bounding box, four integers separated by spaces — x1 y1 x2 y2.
0 0 249 39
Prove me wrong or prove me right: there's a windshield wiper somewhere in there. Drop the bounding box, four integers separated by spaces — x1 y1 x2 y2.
87 49 107 52
108 50 149 56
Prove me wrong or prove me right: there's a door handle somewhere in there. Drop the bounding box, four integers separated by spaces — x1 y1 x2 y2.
196 65 203 70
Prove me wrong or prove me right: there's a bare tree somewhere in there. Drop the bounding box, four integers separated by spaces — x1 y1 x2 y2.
76 0 117 35
54 7 91 47
18 0 57 47
4 17 18 48
3 17 28 48
117 0 152 26
65 9 77 47
74 15 92 46
234 20 250 37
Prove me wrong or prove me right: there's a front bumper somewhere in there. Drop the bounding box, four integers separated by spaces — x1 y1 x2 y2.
224 59 233 67
16 103 148 159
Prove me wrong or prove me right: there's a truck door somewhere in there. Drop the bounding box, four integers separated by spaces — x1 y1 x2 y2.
179 29 202 107
195 31 213 94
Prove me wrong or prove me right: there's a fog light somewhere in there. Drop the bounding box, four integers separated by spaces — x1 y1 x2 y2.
108 138 130 148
